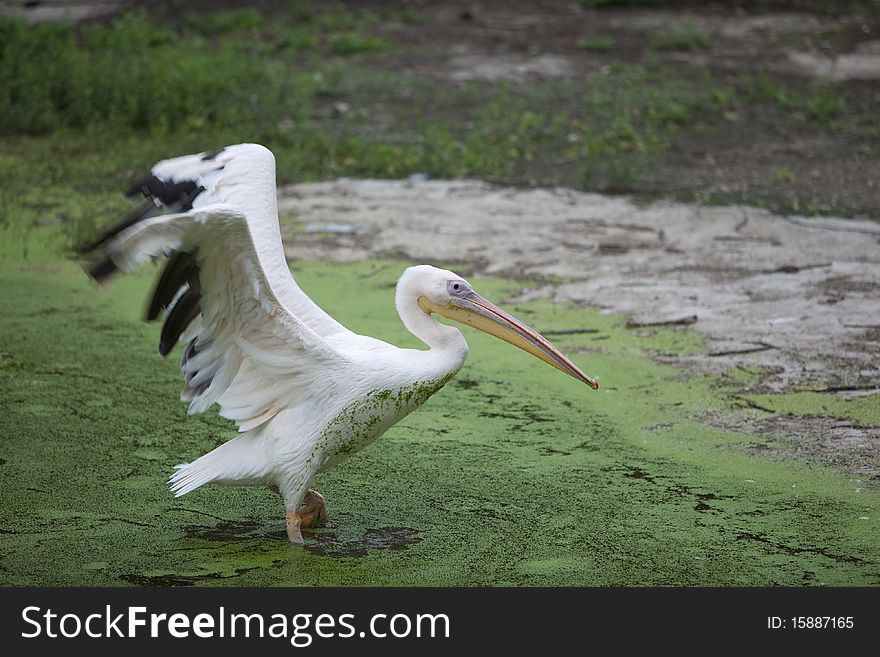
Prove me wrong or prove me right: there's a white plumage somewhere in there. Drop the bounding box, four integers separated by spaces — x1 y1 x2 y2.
84 143 598 545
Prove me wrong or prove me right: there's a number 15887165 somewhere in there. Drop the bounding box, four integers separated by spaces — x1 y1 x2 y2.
768 616 854 629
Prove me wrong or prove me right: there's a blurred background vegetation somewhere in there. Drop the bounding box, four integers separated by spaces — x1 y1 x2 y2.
1 0 878 254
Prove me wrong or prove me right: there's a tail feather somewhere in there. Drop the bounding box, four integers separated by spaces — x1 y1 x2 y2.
167 433 269 497
168 459 217 498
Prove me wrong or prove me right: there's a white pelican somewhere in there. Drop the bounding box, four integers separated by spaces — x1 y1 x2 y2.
82 144 598 545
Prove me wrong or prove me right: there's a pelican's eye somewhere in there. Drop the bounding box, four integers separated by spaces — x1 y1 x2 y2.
448 280 471 297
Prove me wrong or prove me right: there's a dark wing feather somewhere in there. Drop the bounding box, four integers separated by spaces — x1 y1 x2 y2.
82 144 352 411
78 196 160 255
125 174 203 210
88 200 349 431
82 148 226 349
145 250 199 321
159 288 202 356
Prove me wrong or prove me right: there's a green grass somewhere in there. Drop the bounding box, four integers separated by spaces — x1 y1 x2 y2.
186 8 266 35
285 0 378 32
568 66 716 188
0 60 722 238
277 27 319 52
0 13 316 134
0 8 871 238
745 74 847 123
578 35 616 52
649 24 711 51
775 168 796 184
580 0 666 7
390 6 423 24
742 392 880 427
328 33 391 55
579 0 880 13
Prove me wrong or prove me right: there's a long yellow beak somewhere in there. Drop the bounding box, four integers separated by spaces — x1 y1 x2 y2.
419 291 599 390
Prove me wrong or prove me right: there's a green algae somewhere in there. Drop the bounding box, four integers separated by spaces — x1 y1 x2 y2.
316 377 451 470
741 391 880 427
717 365 768 388
1 257 878 586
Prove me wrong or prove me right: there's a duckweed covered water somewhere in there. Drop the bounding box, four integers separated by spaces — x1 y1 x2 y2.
1 255 877 586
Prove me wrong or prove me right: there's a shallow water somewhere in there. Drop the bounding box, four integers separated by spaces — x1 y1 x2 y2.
0 258 877 586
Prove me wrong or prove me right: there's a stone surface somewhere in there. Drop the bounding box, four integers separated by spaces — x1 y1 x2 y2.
280 179 880 391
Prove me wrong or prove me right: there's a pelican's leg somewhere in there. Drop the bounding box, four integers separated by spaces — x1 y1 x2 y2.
280 487 326 546
285 510 304 545
297 489 328 528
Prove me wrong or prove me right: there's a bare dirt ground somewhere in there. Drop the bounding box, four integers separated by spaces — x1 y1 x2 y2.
7 0 879 216
368 1 880 217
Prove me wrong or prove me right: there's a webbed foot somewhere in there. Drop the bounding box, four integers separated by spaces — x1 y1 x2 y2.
284 490 328 545
298 489 328 529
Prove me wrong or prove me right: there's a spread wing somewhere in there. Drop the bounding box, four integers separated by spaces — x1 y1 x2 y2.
82 144 351 432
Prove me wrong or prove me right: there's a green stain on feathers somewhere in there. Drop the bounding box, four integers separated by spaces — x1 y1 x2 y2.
1 257 878 586
318 378 450 467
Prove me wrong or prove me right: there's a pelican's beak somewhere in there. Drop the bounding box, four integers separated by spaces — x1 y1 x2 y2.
419 291 599 390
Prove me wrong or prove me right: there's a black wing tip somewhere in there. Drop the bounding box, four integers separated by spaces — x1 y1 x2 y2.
86 156 213 257
201 147 226 161
126 174 201 209
158 290 201 358
125 173 157 199
144 250 198 321
76 196 160 255
85 256 119 284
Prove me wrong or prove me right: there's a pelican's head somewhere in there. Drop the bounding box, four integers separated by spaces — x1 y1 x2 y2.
398 265 598 390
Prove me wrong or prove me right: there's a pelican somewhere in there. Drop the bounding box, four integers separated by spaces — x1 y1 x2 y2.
82 144 598 545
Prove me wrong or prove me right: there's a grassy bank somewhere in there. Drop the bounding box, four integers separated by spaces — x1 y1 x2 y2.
2 5 877 244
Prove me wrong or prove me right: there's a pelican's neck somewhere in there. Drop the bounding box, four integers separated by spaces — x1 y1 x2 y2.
395 285 468 362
